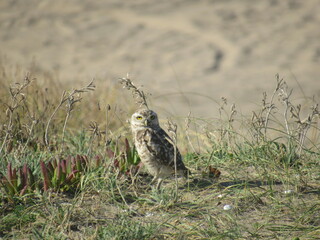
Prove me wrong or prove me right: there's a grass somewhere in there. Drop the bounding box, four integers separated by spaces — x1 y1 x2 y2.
0 63 319 239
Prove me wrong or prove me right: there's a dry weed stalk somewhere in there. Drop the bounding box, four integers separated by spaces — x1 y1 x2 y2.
119 75 149 109
263 75 283 135
251 74 319 155
290 103 319 156
105 104 111 146
278 79 293 137
185 112 197 153
87 121 104 155
166 119 179 195
277 77 319 154
0 73 35 155
251 74 283 142
217 97 237 147
44 80 95 147
217 97 228 142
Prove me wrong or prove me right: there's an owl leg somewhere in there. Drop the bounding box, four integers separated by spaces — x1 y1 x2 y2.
151 175 158 184
150 176 162 189
156 178 163 190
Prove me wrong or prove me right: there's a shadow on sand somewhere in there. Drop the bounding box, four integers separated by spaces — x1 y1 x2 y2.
187 178 283 190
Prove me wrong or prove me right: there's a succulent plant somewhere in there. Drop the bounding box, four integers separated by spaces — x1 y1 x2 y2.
107 138 141 176
40 155 88 192
0 163 36 202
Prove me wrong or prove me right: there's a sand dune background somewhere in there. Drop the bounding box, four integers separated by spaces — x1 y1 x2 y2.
1 0 319 118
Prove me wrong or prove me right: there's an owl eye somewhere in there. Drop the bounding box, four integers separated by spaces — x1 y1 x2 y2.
136 116 143 120
150 115 156 120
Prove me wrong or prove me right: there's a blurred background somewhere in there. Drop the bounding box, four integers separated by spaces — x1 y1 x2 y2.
1 0 319 118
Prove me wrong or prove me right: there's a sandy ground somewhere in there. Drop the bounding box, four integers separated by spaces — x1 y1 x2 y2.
1 0 319 118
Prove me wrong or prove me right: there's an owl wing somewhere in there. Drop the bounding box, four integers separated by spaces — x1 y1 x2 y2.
146 128 187 171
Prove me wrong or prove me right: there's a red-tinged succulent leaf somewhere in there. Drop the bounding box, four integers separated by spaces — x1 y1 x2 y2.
72 162 77 172
40 161 51 191
52 162 61 188
65 170 79 183
56 161 61 180
7 163 13 182
72 155 82 171
23 164 28 179
28 167 35 188
19 185 28 196
0 178 5 187
71 156 75 166
61 160 66 173
12 168 18 188
20 164 28 188
1 176 8 187
75 155 86 171
76 154 82 163
95 155 101 167
1 177 15 196
61 170 66 183
114 159 119 168
12 168 17 178
3 165 17 195
19 168 24 186
0 176 6 186
52 158 58 168
66 157 72 173
7 163 18 187
81 155 88 169
47 162 54 178
125 138 131 155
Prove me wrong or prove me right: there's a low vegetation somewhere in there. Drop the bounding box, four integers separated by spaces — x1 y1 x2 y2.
0 63 319 239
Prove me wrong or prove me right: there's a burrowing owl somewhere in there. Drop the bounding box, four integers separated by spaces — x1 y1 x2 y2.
130 108 189 189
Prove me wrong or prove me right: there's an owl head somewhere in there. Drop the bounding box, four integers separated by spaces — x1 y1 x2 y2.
131 109 160 130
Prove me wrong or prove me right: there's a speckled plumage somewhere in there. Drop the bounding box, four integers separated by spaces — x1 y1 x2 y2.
130 109 189 188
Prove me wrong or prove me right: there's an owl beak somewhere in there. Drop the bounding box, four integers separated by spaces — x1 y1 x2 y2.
143 120 148 126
